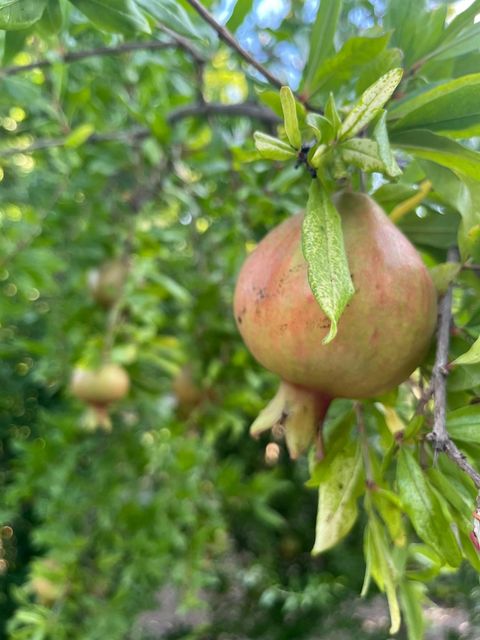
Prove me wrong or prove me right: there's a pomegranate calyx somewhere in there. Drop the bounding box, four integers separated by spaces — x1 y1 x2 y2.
250 380 331 459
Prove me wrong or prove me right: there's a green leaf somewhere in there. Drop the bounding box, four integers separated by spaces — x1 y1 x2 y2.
396 448 462 567
442 0 480 42
427 23 480 63
451 336 480 366
70 0 151 35
302 0 342 95
37 0 63 34
339 68 403 141
137 0 200 39
338 138 385 173
388 74 480 138
302 179 355 344
385 0 424 66
448 362 480 391
419 161 480 260
64 124 95 149
226 0 252 32
307 34 391 98
324 93 341 135
280 86 301 149
373 111 401 177
446 405 480 444
306 113 334 143
399 581 426 640
312 441 363 554
0 0 47 30
427 467 473 526
363 509 401 634
429 262 461 295
391 129 480 181
253 131 296 161
356 48 403 94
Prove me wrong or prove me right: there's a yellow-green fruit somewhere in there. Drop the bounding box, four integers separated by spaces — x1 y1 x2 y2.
70 363 130 406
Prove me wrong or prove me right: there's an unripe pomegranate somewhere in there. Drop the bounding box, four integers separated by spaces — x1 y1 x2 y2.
234 191 437 458
70 363 130 405
88 259 129 308
172 366 203 415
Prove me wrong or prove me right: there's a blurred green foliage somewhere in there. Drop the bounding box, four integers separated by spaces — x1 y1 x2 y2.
0 1 479 639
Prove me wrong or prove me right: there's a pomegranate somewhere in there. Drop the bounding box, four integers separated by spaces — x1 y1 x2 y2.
88 258 129 308
70 363 130 430
172 366 203 415
70 363 130 405
234 191 437 458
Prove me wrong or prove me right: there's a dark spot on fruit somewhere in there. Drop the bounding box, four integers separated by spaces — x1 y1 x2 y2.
237 315 242 324
279 323 289 334
338 483 344 490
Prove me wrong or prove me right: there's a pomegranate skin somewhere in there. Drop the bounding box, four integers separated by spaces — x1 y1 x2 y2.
70 363 130 406
234 191 437 399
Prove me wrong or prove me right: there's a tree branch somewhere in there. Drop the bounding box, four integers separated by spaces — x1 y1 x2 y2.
427 246 480 490
184 0 284 90
1 41 184 76
167 101 280 124
1 102 279 157
183 0 322 113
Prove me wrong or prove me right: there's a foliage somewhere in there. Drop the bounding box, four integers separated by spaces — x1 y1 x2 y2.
0 1 479 639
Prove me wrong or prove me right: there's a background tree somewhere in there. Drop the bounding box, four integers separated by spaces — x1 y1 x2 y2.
1 0 480 639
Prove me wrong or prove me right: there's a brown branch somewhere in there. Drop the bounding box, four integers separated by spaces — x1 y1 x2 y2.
183 0 322 113
184 0 284 90
1 102 279 158
167 101 279 124
427 246 480 489
1 41 182 76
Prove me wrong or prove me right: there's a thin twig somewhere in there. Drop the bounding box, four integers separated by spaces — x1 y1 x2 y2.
1 102 278 157
1 41 177 76
168 101 279 124
184 0 284 90
426 247 480 489
184 0 322 113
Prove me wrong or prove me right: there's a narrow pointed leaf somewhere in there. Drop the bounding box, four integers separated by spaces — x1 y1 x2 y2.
396 448 462 566
388 74 480 138
302 0 342 94
391 130 480 181
365 512 402 634
253 132 296 161
339 68 403 140
373 111 402 177
325 93 341 135
302 180 355 344
280 86 301 149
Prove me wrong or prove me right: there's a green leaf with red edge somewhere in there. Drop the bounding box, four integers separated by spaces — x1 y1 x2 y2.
396 448 462 567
